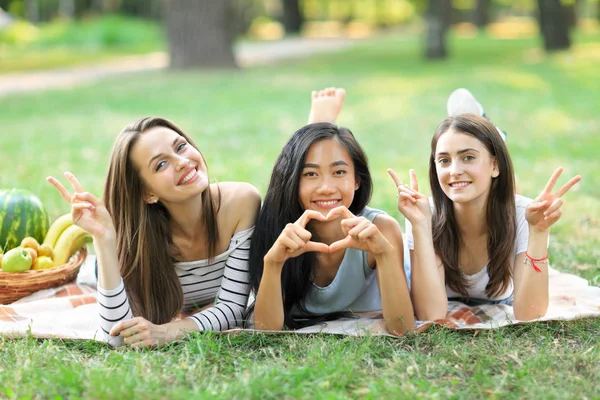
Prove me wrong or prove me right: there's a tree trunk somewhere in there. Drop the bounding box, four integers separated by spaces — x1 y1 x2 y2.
563 0 578 29
161 0 237 69
281 0 303 34
474 0 489 29
91 0 105 13
425 0 451 59
537 0 571 51
59 0 75 19
24 0 39 23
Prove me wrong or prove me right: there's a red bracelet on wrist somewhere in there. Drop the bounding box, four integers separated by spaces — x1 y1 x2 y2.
524 251 549 273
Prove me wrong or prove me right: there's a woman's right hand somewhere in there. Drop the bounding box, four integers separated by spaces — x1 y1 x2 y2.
47 172 115 240
264 210 330 267
387 168 432 226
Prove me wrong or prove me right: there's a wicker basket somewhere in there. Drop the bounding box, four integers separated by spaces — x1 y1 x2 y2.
0 246 88 305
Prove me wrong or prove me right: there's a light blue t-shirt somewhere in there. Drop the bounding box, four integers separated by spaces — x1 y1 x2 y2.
300 206 386 315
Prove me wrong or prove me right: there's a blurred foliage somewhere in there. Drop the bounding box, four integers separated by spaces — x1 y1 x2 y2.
0 14 163 48
0 19 39 44
1 0 597 30
302 0 416 25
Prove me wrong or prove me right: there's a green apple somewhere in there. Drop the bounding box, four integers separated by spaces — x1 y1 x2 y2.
2 247 32 273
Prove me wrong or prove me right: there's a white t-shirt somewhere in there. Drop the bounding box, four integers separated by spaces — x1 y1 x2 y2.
405 195 533 301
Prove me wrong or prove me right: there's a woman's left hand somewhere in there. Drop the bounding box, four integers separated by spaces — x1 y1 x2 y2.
110 317 172 349
327 206 393 255
526 167 581 232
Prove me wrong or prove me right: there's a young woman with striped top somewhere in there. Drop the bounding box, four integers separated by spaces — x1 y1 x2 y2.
48 117 260 348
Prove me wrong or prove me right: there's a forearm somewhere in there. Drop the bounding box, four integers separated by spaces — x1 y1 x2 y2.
97 279 132 346
411 224 448 321
190 240 253 331
253 261 285 331
514 228 550 320
375 251 414 335
93 233 122 291
164 319 200 341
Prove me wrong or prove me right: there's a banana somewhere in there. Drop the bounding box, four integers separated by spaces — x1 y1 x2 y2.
42 213 73 248
52 225 92 265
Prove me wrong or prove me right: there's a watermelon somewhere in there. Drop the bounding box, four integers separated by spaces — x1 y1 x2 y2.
0 189 49 252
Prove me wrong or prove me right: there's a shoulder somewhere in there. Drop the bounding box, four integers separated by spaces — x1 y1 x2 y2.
212 182 261 232
357 206 387 220
372 213 403 242
358 207 402 236
212 182 261 205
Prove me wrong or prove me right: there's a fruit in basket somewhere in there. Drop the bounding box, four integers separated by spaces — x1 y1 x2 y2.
53 225 92 265
42 213 73 248
21 236 40 252
24 247 37 266
32 256 54 270
0 189 50 251
1 247 32 273
37 244 54 259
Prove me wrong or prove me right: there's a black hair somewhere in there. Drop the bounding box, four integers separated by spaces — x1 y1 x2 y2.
249 122 373 328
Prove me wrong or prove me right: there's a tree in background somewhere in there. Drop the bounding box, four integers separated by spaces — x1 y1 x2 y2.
425 0 451 59
537 0 571 51
58 0 74 18
563 0 579 28
161 0 239 69
474 0 488 29
281 0 303 33
24 0 38 22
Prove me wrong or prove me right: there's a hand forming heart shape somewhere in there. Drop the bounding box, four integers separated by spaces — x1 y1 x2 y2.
264 206 392 267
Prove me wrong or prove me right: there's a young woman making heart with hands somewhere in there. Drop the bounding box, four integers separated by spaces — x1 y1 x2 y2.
389 114 581 321
250 123 414 336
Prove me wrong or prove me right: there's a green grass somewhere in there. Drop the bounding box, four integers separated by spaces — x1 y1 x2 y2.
0 320 598 398
0 31 599 398
0 15 164 73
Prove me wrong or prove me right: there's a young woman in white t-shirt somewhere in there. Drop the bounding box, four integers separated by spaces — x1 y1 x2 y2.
389 114 581 321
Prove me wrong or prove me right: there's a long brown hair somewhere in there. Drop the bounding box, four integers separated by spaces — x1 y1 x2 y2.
103 117 220 324
429 114 516 298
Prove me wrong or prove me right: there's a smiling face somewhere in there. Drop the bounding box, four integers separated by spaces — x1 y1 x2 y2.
434 129 499 206
130 125 209 205
298 138 359 215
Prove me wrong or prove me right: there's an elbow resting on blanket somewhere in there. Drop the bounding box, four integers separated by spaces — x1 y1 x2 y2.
514 302 549 321
386 316 415 336
415 301 448 322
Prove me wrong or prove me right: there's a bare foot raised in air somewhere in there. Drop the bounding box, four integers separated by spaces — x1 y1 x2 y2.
307 87 346 124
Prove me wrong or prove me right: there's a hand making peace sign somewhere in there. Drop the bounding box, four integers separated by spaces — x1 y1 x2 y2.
387 168 432 225
264 210 330 265
526 167 581 232
47 172 115 239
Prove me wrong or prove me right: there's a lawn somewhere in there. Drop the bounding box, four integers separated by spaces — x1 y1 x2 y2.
0 30 599 398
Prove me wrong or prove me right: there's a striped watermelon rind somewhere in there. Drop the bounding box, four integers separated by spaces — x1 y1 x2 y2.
0 189 50 252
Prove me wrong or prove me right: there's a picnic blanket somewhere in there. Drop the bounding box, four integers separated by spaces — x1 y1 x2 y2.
1 259 599 342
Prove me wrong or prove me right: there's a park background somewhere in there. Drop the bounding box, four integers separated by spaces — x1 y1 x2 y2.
0 0 599 398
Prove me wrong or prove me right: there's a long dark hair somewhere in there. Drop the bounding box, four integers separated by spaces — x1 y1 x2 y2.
249 123 373 328
429 114 516 298
104 117 220 324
